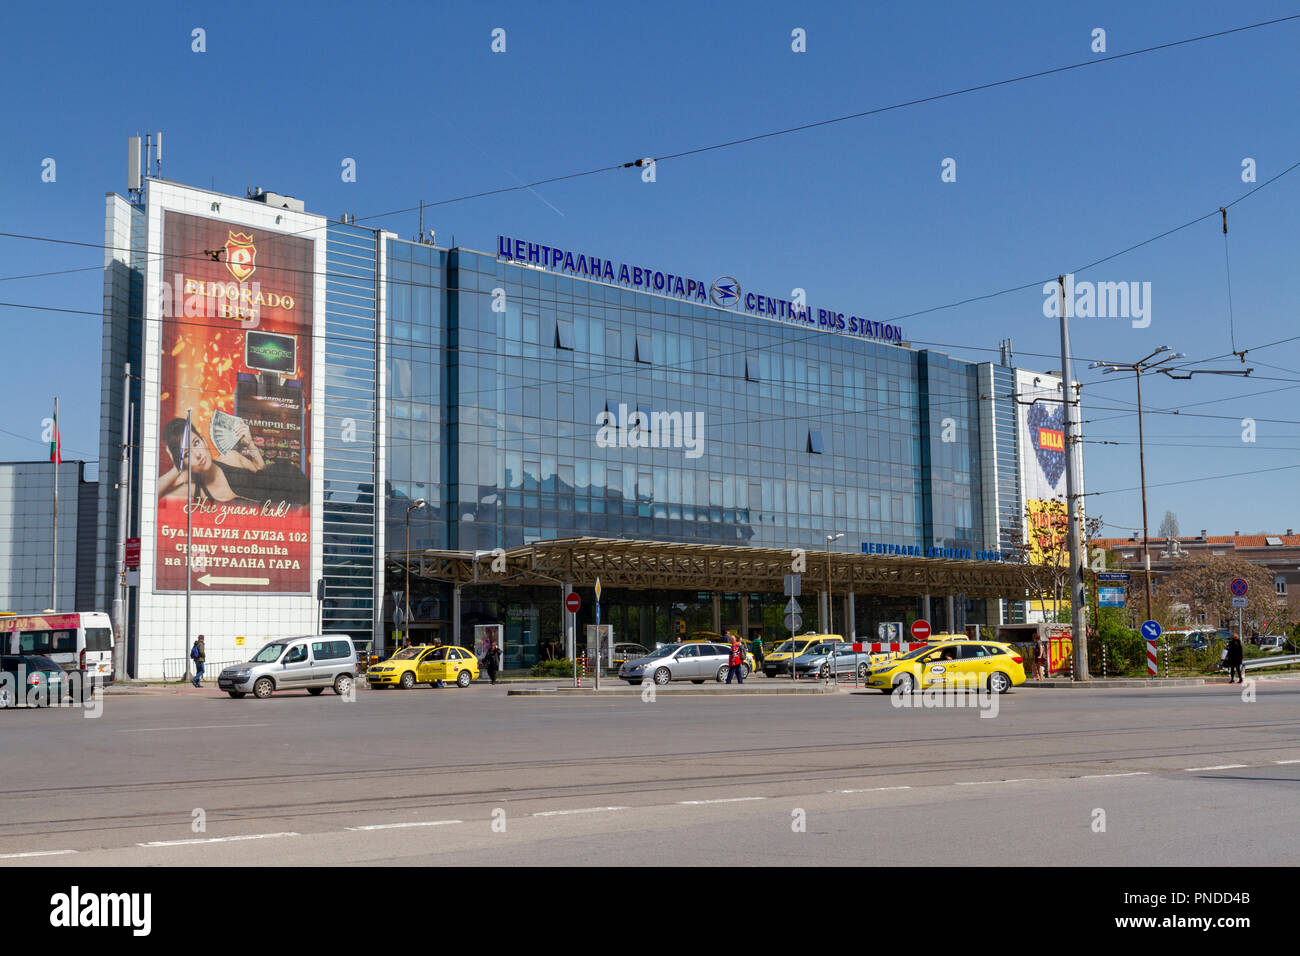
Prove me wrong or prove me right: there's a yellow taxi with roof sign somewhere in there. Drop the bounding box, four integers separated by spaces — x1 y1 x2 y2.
865 638 1025 694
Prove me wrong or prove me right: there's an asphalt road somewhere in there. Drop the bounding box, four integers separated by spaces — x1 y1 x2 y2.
2 679 1297 866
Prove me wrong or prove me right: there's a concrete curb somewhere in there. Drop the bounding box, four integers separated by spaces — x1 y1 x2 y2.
1022 678 1217 688
509 682 839 697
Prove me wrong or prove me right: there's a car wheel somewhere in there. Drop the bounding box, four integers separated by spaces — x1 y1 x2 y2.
988 671 1011 694
253 677 274 699
894 673 915 694
857 663 869 679
456 669 472 688
307 687 325 696
0 685 11 708
333 675 354 696
653 667 671 685
819 663 831 680
227 691 246 699
399 671 415 690
716 665 729 682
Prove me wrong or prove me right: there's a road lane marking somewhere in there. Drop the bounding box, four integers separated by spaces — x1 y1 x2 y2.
1274 759 1300 764
137 832 299 847
1183 764 1247 772
118 723 271 733
532 807 628 817
345 820 462 831
955 779 1035 786
0 849 77 859
1080 772 1150 778
839 786 912 793
678 797 767 805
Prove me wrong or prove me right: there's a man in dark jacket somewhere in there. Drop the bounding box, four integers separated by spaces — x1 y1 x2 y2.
1225 635 1245 684
191 635 206 688
484 642 501 685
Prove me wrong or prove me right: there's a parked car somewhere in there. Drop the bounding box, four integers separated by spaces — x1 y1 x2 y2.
218 636 358 699
1258 636 1289 654
865 639 1026 694
764 634 845 677
683 633 757 674
413 645 479 687
612 643 649 667
367 644 441 688
620 643 744 685
792 643 889 679
0 654 69 708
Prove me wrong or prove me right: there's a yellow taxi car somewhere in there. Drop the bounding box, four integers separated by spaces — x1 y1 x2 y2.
366 644 480 689
763 634 844 677
684 633 757 675
366 645 439 689
415 645 479 688
865 638 1025 694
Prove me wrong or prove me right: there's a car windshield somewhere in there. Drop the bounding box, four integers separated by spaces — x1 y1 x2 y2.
894 645 938 662
390 647 422 660
644 645 679 659
251 642 286 663
774 641 812 654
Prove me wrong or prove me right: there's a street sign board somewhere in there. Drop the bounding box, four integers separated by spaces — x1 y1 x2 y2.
1098 587 1125 607
1097 572 1130 582
784 574 801 596
1230 578 1248 597
784 613 803 632
565 592 581 614
911 619 931 641
784 597 801 615
594 577 602 601
1140 620 1162 641
1232 596 1248 609
125 537 140 569
878 622 902 641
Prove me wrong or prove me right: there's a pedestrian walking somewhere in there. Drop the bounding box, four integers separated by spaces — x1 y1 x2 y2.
191 635 206 688
725 631 745 684
484 642 501 685
753 635 764 670
1225 634 1245 684
1032 636 1046 680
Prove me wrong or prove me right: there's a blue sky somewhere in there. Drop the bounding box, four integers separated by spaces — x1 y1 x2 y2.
1 0 1298 538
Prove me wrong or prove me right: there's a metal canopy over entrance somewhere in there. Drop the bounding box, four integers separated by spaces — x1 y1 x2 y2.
387 537 1048 600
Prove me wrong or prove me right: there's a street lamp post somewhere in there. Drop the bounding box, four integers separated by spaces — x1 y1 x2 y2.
404 499 426 644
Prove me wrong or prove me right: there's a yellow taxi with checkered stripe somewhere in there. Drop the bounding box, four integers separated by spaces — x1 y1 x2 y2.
865 638 1025 694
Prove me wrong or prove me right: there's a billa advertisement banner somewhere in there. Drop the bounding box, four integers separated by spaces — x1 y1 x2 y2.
155 211 313 593
1016 370 1068 502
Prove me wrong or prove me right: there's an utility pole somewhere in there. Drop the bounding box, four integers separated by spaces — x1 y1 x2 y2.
1057 277 1088 680
1088 351 1252 630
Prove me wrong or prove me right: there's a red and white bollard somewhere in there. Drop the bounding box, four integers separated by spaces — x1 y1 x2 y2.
1146 639 1158 677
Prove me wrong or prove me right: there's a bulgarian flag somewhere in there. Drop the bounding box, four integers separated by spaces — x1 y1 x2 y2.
49 400 62 465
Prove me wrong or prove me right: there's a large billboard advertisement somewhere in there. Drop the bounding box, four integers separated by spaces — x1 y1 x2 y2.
155 211 314 593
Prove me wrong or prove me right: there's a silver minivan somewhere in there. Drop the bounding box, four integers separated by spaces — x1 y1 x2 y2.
218 636 357 699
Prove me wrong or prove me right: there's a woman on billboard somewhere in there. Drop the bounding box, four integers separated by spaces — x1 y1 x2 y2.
158 416 308 506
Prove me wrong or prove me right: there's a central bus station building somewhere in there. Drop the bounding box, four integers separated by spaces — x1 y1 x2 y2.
95 174 1068 677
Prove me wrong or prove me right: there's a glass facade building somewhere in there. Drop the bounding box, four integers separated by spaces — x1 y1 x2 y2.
99 176 1052 672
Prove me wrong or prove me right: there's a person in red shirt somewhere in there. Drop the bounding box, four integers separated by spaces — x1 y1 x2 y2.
726 631 745 684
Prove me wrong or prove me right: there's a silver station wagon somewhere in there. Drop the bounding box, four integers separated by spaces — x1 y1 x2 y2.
218 636 358 699
619 642 746 685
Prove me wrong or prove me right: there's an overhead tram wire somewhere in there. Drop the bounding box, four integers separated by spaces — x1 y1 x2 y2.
2 15 1298 301
4 136 1299 388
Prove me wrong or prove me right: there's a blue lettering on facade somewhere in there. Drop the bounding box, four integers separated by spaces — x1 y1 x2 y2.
496 234 905 345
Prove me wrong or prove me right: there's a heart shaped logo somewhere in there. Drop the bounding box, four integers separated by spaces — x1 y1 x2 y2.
1027 402 1066 489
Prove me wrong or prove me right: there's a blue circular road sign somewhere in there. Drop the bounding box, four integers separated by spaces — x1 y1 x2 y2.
1141 620 1162 641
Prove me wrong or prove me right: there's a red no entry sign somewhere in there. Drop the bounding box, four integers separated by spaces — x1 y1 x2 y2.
911 619 931 641
565 592 581 614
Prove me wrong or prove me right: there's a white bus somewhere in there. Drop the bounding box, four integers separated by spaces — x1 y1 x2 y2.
0 612 115 687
